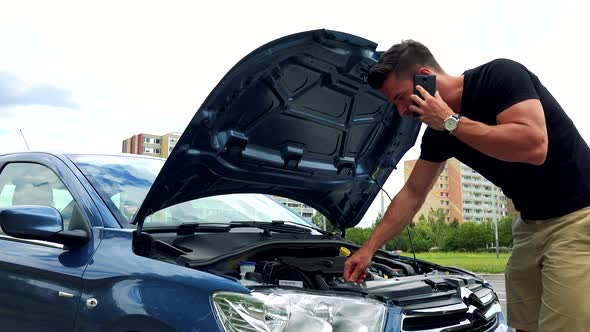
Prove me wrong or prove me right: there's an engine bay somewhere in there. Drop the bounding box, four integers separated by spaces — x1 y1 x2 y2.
212 251 419 291
139 231 493 311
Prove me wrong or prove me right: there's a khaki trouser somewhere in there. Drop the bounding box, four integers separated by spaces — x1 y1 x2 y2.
505 205 590 332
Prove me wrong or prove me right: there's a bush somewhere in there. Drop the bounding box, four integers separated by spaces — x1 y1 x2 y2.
445 221 492 251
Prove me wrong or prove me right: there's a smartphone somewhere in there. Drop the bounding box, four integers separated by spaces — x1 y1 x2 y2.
413 75 436 117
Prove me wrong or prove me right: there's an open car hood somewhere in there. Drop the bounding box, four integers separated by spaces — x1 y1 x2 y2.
133 29 420 230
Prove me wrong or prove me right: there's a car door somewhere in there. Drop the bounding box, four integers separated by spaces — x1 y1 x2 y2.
0 159 97 331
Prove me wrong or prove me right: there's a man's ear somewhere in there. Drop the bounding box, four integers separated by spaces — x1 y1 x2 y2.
418 67 432 75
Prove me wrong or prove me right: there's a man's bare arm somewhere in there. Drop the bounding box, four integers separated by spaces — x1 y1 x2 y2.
453 99 547 165
363 159 445 253
411 86 548 166
344 159 445 282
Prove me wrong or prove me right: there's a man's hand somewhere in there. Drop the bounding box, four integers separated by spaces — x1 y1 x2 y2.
409 86 455 131
343 246 374 284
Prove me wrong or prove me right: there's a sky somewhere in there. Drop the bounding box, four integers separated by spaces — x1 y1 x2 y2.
1 0 588 228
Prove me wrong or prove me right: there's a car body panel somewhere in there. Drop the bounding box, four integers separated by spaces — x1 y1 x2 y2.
73 228 246 332
0 153 103 331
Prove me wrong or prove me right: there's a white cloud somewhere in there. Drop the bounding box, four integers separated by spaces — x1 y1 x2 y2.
1 0 588 227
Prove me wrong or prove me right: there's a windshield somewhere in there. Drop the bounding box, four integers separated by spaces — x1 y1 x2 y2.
68 154 315 229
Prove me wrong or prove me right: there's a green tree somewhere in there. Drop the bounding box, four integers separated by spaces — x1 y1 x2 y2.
345 227 373 245
372 212 384 228
311 212 336 232
411 220 434 252
386 232 411 252
426 208 450 248
497 216 514 247
418 214 426 223
445 221 491 251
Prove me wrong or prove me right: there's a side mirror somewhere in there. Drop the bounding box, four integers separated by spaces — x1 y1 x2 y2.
0 205 89 248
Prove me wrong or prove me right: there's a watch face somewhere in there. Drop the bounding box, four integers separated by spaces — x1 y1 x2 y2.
444 117 458 131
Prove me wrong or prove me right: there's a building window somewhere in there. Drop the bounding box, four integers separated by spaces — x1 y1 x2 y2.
155 148 160 154
155 139 161 144
440 200 445 205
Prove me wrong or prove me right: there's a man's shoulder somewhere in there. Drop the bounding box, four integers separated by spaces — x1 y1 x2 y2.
465 58 532 90
471 58 527 74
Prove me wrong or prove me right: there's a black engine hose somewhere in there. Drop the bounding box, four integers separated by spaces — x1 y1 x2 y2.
372 262 400 278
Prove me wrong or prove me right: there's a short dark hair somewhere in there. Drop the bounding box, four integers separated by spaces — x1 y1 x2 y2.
367 40 442 89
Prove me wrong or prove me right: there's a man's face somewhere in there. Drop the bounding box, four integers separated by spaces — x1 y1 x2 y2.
380 73 415 117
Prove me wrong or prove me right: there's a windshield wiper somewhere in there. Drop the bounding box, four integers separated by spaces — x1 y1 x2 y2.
166 220 313 236
229 220 312 235
267 220 335 237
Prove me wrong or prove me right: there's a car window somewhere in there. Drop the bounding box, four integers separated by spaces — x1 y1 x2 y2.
0 163 86 233
68 155 162 225
144 194 314 228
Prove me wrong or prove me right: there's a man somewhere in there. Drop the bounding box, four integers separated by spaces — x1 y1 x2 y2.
343 40 590 332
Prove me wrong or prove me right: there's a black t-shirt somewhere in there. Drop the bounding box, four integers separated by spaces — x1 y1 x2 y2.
420 58 590 220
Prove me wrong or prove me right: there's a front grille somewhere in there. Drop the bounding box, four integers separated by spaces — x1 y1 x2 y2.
403 311 467 331
401 286 502 332
448 313 499 332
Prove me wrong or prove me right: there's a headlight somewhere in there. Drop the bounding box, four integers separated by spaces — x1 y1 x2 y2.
212 289 386 332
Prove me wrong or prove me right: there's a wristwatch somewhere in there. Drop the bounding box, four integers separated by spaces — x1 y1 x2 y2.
443 113 461 134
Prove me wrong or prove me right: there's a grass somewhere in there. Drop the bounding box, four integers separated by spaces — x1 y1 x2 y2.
399 252 510 274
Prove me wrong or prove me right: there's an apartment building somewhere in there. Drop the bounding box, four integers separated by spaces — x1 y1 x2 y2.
122 132 181 159
404 158 509 223
272 196 316 222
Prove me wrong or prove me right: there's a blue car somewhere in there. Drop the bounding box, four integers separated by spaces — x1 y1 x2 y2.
0 30 507 331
